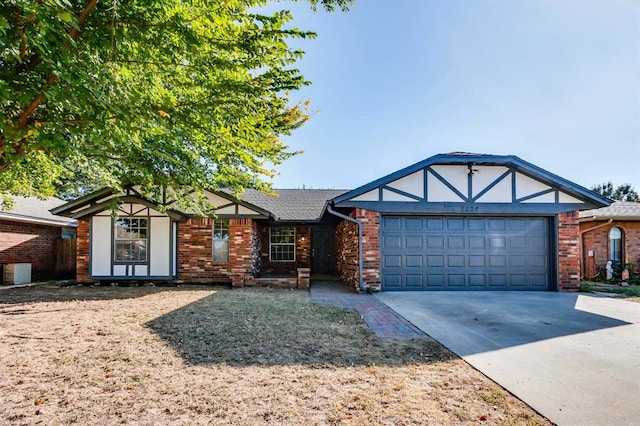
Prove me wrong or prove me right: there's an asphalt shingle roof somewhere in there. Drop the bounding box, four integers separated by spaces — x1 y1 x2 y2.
239 189 348 222
0 196 77 227
579 201 640 220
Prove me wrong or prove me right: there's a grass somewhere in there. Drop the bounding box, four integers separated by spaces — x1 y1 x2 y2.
581 281 640 303
0 285 549 425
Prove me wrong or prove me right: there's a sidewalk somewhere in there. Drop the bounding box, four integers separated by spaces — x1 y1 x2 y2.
310 280 426 339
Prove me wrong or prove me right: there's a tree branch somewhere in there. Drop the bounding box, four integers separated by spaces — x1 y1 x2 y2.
17 0 99 131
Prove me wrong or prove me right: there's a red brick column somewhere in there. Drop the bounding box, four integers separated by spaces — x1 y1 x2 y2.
75 219 96 283
335 217 359 291
558 211 580 291
357 208 381 290
229 218 256 287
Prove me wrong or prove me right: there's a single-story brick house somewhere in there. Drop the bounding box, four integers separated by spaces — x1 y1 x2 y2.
1 197 77 282
579 201 640 279
51 153 610 292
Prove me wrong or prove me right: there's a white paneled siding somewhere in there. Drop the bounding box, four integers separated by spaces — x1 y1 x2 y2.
352 189 380 202
430 165 468 196
558 192 584 204
150 216 171 276
472 166 509 198
387 170 424 198
91 216 112 276
382 189 418 202
427 171 465 202
476 175 512 203
516 173 552 199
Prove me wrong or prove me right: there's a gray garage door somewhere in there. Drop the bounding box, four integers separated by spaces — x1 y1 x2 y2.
381 216 550 291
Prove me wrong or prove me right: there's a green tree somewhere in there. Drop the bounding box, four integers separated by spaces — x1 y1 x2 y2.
591 182 639 202
0 0 350 207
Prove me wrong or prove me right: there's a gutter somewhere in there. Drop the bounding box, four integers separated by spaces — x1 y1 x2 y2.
326 205 368 293
579 218 613 279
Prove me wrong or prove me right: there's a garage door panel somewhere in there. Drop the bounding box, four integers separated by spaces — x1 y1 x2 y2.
383 235 402 249
381 216 551 291
405 235 423 248
469 255 485 267
405 255 423 267
405 217 423 230
448 236 465 249
427 255 444 267
426 274 444 287
447 218 465 230
384 255 402 268
447 274 465 287
468 236 486 249
385 274 402 289
427 236 444 248
406 275 423 288
468 274 487 287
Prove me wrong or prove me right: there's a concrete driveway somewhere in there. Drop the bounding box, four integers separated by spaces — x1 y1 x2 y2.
375 291 640 426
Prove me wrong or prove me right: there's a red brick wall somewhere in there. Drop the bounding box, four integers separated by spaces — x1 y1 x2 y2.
178 217 260 285
359 209 381 290
557 211 580 291
0 219 61 282
335 215 358 291
258 225 311 275
334 208 381 292
580 220 640 277
76 220 94 283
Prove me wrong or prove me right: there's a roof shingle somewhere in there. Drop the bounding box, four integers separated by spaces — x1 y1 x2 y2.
239 189 347 222
579 201 640 220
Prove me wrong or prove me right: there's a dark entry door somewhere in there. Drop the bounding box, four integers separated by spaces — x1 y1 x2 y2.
311 226 336 274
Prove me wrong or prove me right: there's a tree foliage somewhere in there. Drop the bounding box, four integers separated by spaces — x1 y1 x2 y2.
0 0 350 206
591 182 639 202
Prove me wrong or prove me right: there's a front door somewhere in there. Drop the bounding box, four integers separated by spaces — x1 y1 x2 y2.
311 226 336 274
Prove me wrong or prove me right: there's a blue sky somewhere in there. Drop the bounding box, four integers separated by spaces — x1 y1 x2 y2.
267 0 639 192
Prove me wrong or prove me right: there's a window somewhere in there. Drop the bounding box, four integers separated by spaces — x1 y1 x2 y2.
213 220 229 262
114 217 148 262
270 227 295 261
609 227 623 267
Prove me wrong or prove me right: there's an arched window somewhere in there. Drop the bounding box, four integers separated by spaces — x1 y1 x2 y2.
609 227 623 267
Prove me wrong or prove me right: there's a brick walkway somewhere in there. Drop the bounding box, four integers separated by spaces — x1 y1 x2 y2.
310 280 426 339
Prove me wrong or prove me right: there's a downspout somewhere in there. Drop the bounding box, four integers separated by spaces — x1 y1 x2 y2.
326 205 368 293
579 218 613 279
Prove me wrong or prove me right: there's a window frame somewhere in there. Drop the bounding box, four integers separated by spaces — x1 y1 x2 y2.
269 227 296 262
212 219 230 263
609 226 623 267
113 216 149 264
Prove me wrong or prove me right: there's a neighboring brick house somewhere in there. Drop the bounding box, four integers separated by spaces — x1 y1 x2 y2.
52 153 610 292
1 197 77 282
579 202 640 279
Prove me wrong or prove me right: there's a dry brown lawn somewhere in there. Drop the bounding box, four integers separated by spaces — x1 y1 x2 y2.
0 285 549 425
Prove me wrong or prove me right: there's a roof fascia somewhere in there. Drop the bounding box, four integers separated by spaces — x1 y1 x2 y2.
70 195 186 221
207 189 276 220
331 154 611 207
49 187 116 216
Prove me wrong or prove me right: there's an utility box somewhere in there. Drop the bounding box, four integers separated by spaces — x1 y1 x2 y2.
3 263 32 285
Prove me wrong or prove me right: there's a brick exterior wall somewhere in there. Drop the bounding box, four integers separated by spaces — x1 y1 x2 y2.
580 220 640 278
0 219 62 282
557 211 580 291
360 209 381 290
76 220 94 283
178 217 260 285
335 216 358 290
334 208 380 292
258 225 311 275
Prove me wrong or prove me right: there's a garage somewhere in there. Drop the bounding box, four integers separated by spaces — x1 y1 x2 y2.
381 215 550 291
329 153 611 292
